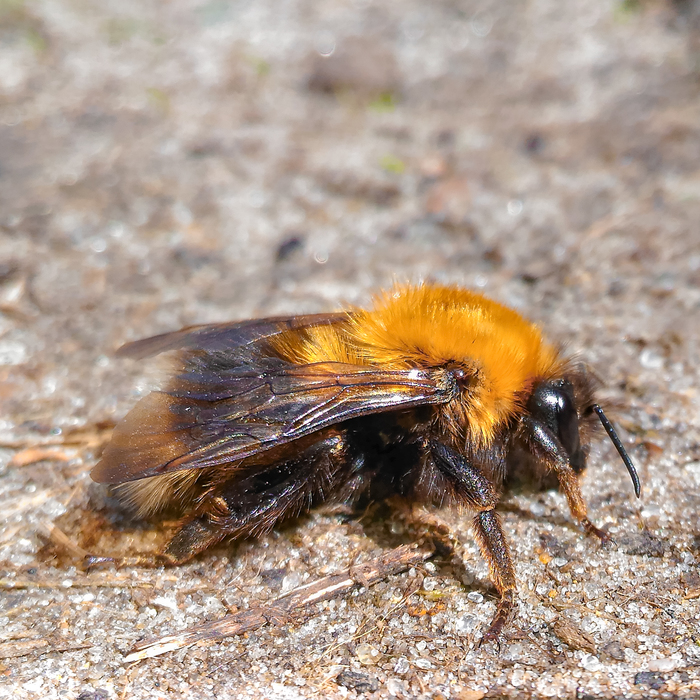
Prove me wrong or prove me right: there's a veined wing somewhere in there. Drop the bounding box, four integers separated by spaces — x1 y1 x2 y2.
116 313 342 360
93 362 454 484
92 316 456 485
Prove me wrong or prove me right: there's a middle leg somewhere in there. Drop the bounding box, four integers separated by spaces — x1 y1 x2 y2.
429 441 517 643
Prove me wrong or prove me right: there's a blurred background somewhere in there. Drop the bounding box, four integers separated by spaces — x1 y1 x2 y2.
1 1 700 698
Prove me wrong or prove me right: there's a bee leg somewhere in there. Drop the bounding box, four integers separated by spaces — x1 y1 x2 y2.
162 476 320 565
430 441 516 644
75 519 216 569
521 417 611 544
472 510 517 645
164 433 358 564
163 513 231 564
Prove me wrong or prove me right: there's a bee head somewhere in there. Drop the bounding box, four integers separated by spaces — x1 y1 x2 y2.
526 379 586 473
525 377 641 498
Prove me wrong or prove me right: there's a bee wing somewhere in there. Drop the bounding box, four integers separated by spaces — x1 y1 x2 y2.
93 362 452 485
116 313 342 359
93 315 455 485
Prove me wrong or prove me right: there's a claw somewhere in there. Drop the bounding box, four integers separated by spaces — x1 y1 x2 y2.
582 518 614 546
477 589 515 650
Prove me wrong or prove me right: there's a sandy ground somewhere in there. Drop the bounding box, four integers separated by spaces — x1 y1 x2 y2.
1 0 700 698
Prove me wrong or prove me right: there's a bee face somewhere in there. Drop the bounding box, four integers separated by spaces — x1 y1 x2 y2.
91 283 639 645
526 378 586 474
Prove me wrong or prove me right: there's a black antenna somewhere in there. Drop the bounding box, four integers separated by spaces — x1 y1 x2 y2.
591 404 641 498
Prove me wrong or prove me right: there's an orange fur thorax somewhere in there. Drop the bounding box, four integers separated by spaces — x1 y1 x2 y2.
272 284 563 446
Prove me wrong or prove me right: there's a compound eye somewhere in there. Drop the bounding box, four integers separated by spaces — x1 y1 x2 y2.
528 381 582 469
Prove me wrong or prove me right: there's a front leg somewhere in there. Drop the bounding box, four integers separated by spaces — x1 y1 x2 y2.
520 416 609 543
430 441 516 644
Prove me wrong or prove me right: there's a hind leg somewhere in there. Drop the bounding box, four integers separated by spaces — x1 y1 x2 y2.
163 431 360 563
84 431 359 568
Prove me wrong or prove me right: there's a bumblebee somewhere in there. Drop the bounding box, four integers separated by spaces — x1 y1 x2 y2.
92 283 640 642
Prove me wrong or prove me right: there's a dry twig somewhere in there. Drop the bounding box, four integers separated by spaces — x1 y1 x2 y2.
124 542 435 662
